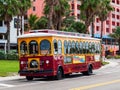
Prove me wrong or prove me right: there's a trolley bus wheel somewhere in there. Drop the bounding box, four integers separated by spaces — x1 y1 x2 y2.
56 69 63 80
82 65 93 75
26 76 33 81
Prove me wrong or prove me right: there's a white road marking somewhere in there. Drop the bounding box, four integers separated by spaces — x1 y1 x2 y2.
0 83 15 87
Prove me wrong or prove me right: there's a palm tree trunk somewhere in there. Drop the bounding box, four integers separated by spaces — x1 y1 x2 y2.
6 22 10 54
101 21 104 39
100 21 104 61
91 22 94 37
20 15 22 35
118 39 120 55
17 15 20 36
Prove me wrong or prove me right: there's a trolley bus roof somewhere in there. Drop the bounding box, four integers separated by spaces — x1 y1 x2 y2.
17 32 101 41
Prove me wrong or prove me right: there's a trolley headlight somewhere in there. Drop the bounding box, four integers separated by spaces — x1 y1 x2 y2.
30 60 38 68
46 60 49 64
21 61 27 65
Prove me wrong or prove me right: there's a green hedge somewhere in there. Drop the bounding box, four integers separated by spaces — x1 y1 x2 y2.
0 52 18 60
0 52 6 59
106 55 120 59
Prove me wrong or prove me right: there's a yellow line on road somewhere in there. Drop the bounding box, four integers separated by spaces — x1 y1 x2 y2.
70 79 120 90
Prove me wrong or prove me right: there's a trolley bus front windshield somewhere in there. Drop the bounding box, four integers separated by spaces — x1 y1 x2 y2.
20 39 51 56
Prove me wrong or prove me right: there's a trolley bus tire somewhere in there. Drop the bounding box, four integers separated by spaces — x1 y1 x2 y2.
82 65 93 75
26 76 33 81
56 69 63 80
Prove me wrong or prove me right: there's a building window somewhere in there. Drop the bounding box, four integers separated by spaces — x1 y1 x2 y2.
96 26 99 31
117 8 119 12
117 22 119 26
0 34 2 39
112 0 115 3
117 0 119 4
0 20 3 26
77 14 80 19
33 6 36 11
106 20 109 24
112 21 115 26
71 4 74 9
112 29 115 32
71 13 74 16
117 15 119 19
106 28 109 33
77 5 80 10
112 14 115 18
96 18 99 23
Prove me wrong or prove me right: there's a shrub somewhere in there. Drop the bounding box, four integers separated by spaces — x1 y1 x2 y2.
0 51 18 60
0 52 5 60
6 53 18 60
114 55 120 59
106 55 113 59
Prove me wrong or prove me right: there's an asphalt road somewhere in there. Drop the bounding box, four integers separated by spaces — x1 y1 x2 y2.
0 59 120 90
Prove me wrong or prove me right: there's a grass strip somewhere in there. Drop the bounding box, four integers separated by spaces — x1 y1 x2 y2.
0 60 19 77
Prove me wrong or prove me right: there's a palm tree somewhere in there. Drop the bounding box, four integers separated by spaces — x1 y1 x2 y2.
44 0 70 30
71 22 86 33
80 0 101 34
27 14 39 30
18 0 32 34
35 16 48 29
98 0 113 39
110 26 120 55
0 0 20 53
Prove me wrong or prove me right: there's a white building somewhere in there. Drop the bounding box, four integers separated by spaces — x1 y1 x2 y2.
0 16 23 53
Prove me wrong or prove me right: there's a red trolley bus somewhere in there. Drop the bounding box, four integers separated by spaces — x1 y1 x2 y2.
18 30 101 80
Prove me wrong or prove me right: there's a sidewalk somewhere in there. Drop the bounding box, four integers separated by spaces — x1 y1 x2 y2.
0 75 24 81
101 59 119 69
0 59 119 81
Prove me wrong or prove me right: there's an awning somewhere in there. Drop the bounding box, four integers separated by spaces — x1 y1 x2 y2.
94 34 100 38
94 34 112 39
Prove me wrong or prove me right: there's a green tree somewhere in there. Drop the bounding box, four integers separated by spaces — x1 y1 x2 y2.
44 0 70 30
71 22 86 33
27 14 39 30
0 0 20 53
98 0 113 39
110 26 120 55
80 0 101 34
35 16 48 29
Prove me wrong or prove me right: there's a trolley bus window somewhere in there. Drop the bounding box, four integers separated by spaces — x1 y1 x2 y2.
29 40 38 54
20 41 27 54
40 40 51 55
58 40 62 54
68 41 71 54
76 41 79 54
64 40 68 54
88 42 92 53
91 43 95 53
83 42 86 54
79 42 83 54
54 39 58 54
86 42 89 53
98 43 101 54
71 41 75 54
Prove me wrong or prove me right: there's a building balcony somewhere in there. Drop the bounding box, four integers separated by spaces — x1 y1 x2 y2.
0 27 7 33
